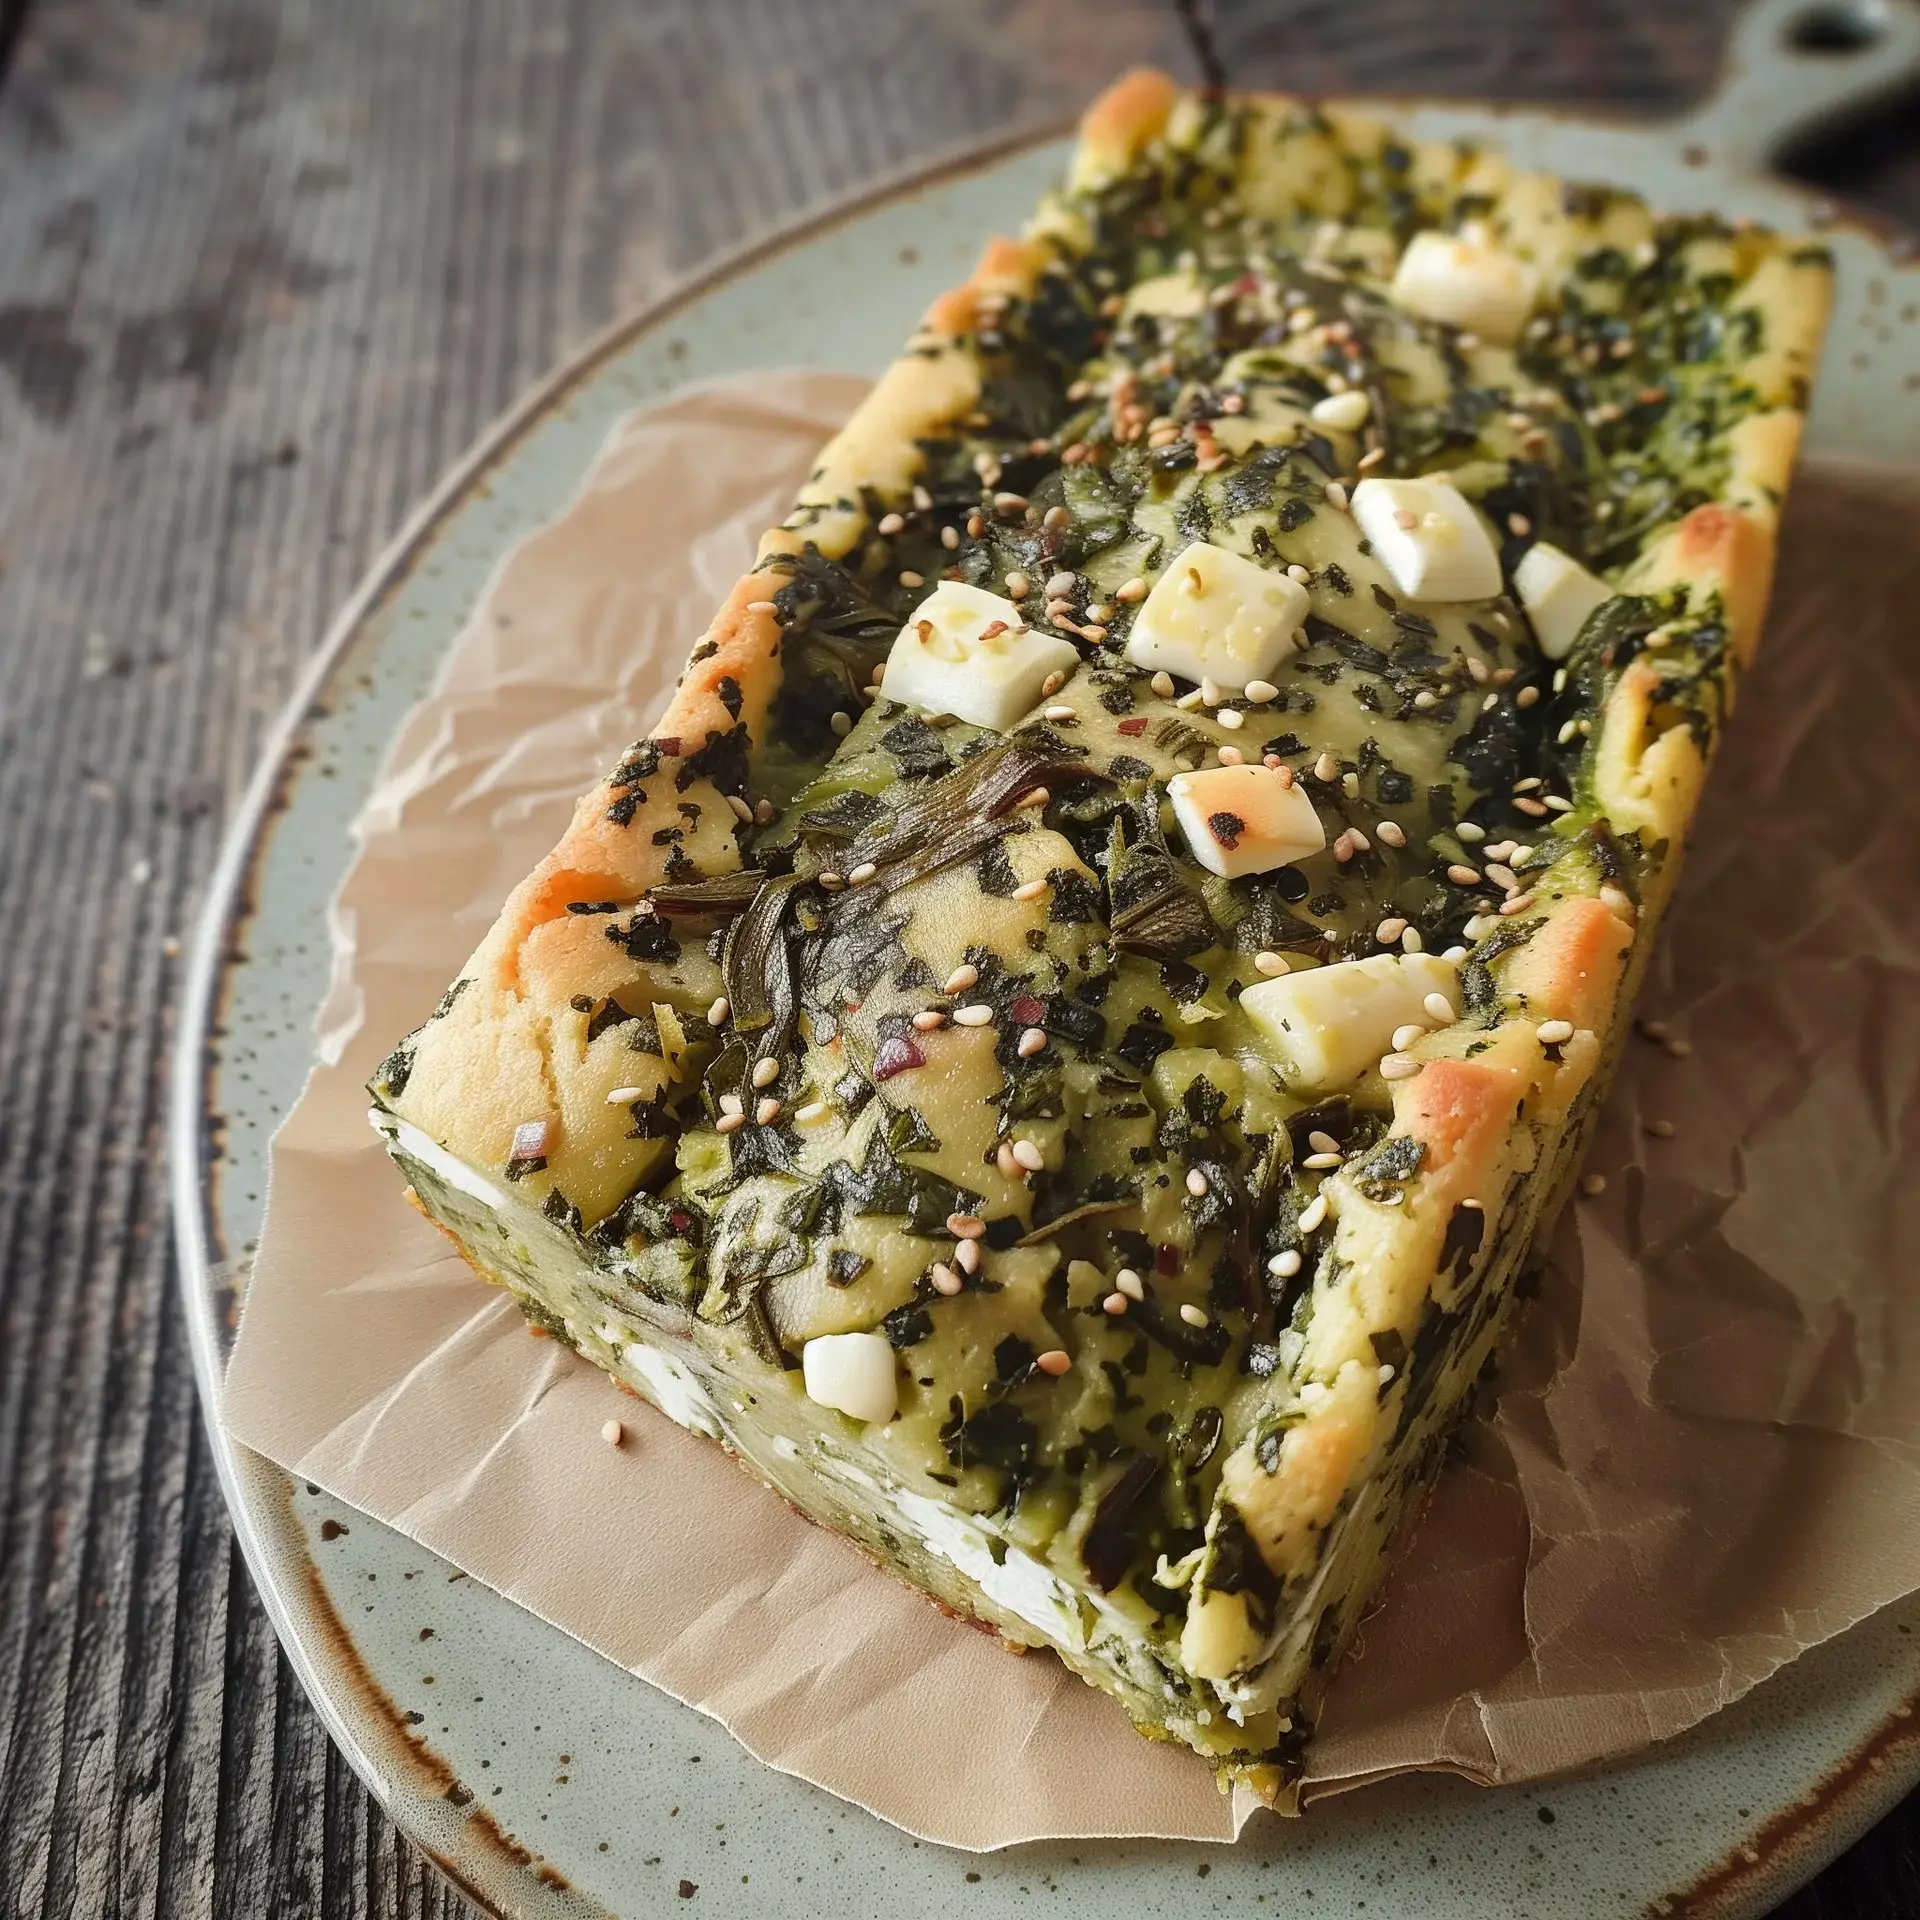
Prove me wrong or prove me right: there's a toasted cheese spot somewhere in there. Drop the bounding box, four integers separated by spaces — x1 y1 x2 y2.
1393 1054 1524 1184
1072 67 1180 186
1501 895 1634 1034
1222 1359 1379 1580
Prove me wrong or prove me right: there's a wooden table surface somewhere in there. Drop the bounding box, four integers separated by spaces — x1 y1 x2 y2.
0 2 1914 1913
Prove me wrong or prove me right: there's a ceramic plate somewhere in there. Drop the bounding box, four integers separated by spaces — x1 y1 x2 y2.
173 4 1920 1913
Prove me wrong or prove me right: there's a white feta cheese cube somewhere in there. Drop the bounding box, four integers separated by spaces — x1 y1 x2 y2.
801 1331 897 1425
1389 229 1540 345
1513 540 1614 660
880 581 1081 731
1123 541 1310 691
1240 952 1463 1091
1350 477 1502 603
1166 764 1326 878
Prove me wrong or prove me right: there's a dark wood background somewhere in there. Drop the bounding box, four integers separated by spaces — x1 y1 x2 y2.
0 2 1914 1914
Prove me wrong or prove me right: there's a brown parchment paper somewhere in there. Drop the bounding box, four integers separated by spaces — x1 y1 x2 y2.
222 369 1920 1849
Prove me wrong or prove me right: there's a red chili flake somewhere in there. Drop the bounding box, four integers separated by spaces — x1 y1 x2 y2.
1155 1242 1182 1277
1009 994 1046 1027
655 736 682 756
1230 271 1259 297
668 1210 691 1234
1116 717 1149 736
872 1034 926 1081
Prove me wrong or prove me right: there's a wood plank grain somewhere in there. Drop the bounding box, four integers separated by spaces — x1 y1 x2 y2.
0 4 1909 1917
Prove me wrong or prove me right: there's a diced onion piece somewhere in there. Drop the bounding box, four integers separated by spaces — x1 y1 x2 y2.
1389 229 1540 345
1123 541 1310 691
1166 763 1326 878
1513 540 1614 660
1240 952 1463 1091
801 1331 897 1425
880 582 1081 731
1350 477 1501 602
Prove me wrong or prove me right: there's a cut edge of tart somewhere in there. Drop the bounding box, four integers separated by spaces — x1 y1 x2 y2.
369 69 1832 1808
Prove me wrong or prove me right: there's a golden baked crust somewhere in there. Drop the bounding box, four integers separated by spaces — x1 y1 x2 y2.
375 71 1832 1798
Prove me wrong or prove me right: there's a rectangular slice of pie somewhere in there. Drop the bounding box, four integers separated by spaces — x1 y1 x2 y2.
370 70 1831 1805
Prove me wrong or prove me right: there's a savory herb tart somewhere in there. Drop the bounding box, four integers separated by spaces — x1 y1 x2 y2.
370 70 1830 1805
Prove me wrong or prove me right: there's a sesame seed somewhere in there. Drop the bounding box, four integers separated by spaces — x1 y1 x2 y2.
940 525 960 550
1376 916 1408 945
1357 446 1386 470
996 1142 1021 1179
1391 1022 1425 1052
1272 761 1295 787
1011 878 1050 902
1017 1027 1047 1058
725 793 754 822
1150 670 1176 697
1498 892 1536 917
1244 679 1278 703
1044 704 1076 722
1392 508 1418 530
716 1111 746 1134
947 1212 986 1239
1176 688 1205 709
912 1009 947 1032
1556 718 1579 745
1645 1118 1676 1138
1507 513 1531 537
1447 864 1482 886
1538 1018 1575 1044
1303 1151 1343 1171
1581 1173 1607 1197
952 1004 994 1027
606 1085 646 1104
1313 751 1339 783
847 860 878 884
1298 1194 1329 1232
1412 690 1437 711
1046 570 1077 598
1379 1054 1423 1081
1286 563 1312 583
1515 684 1541 709
1040 671 1067 698
1333 832 1356 865
1116 576 1148 603
1254 951 1286 977
818 871 846 891
1186 1169 1210 1197
754 797 777 825
1011 1139 1046 1172
1485 862 1518 892
603 1420 625 1447
1456 822 1486 843
913 484 934 510
1218 708 1245 731
1421 993 1456 1026
1116 1268 1145 1301
943 964 979 995
994 492 1028 515
1665 1037 1693 1059
1377 820 1406 849
1036 1349 1073 1377
1325 480 1349 509
931 1263 965 1297
795 1101 829 1124
1218 744 1245 766
1268 1249 1302 1278
1102 1291 1130 1316
955 1239 981 1274
1005 570 1030 599
1179 1304 1210 1329
829 711 853 738
878 512 905 535
750 1056 780 1089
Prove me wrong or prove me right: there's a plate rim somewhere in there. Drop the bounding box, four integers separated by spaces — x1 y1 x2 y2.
169 111 1920 1920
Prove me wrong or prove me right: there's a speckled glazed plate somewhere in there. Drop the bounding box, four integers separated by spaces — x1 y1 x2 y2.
174 4 1920 1913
